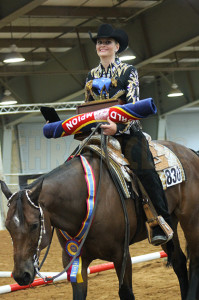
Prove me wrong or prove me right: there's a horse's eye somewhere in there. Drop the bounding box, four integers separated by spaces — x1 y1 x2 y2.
30 223 39 231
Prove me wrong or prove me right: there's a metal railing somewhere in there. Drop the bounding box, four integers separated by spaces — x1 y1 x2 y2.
0 101 84 115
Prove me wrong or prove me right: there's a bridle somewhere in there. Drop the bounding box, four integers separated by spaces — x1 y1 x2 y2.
8 190 46 280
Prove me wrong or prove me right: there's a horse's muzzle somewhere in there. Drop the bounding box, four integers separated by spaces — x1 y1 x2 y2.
13 264 36 286
13 271 34 286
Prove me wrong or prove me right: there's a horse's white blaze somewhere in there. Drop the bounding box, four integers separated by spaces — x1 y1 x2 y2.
13 214 20 227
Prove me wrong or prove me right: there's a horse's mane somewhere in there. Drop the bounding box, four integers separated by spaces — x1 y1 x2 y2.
16 190 25 224
15 162 70 223
25 173 46 189
11 157 80 227
190 148 199 157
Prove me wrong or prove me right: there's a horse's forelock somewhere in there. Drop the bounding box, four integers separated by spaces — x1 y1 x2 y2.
12 190 25 226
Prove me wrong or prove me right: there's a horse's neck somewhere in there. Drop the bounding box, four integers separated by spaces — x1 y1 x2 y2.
44 159 89 235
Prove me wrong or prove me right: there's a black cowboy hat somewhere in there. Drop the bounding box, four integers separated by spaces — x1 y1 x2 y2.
90 23 128 53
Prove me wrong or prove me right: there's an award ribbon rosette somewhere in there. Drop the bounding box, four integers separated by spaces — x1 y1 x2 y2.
59 155 96 283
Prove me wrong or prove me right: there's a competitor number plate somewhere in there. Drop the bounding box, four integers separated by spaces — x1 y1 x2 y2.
163 166 182 188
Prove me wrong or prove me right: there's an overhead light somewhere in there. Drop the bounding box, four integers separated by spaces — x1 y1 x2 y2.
0 89 17 105
3 44 25 64
167 83 184 97
119 47 136 61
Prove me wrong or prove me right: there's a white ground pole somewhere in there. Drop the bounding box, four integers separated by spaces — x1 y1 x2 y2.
0 251 168 294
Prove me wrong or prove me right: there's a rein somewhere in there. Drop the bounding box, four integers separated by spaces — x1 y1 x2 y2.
102 135 130 288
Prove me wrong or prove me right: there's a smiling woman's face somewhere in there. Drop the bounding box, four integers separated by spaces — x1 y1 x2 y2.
96 38 119 60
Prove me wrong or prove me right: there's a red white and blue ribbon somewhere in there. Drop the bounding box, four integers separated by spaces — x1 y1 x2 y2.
43 98 157 138
59 155 96 283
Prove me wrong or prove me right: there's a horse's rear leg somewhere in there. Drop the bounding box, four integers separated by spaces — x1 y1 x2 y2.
162 215 188 300
114 250 135 300
186 257 199 300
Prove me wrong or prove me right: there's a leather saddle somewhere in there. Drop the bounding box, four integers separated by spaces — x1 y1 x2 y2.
82 134 174 245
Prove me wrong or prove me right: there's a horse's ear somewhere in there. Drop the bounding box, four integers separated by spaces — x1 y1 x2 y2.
29 180 43 204
0 180 12 200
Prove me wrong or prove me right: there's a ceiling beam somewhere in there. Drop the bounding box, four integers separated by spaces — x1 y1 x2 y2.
26 5 140 18
139 65 199 77
141 66 199 72
0 52 67 61
0 25 98 33
124 0 164 23
140 15 153 57
0 0 48 29
165 50 199 60
46 47 84 87
161 98 199 117
1 66 199 78
0 38 89 48
76 29 90 70
0 69 89 77
186 71 195 102
136 36 199 68
0 78 25 103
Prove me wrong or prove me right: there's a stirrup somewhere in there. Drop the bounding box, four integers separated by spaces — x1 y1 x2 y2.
146 216 173 246
137 179 174 246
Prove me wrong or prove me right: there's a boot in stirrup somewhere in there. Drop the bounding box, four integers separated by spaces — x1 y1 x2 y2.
151 216 173 246
142 199 173 246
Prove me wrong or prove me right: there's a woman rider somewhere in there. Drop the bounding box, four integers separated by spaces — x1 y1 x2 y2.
85 23 173 246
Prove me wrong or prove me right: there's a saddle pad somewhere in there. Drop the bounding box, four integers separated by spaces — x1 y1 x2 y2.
149 141 186 190
81 135 185 192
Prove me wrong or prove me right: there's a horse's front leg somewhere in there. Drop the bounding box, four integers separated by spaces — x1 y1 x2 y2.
71 281 88 300
61 249 89 300
71 261 89 300
114 249 135 300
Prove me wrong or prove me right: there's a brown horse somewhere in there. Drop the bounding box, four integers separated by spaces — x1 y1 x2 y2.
1 140 199 300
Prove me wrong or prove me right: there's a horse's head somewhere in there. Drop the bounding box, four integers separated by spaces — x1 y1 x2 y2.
0 180 52 286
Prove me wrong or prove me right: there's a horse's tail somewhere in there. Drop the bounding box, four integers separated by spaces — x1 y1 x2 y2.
186 243 190 261
165 240 175 267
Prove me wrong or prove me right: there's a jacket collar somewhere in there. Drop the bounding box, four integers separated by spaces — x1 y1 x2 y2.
98 57 121 77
